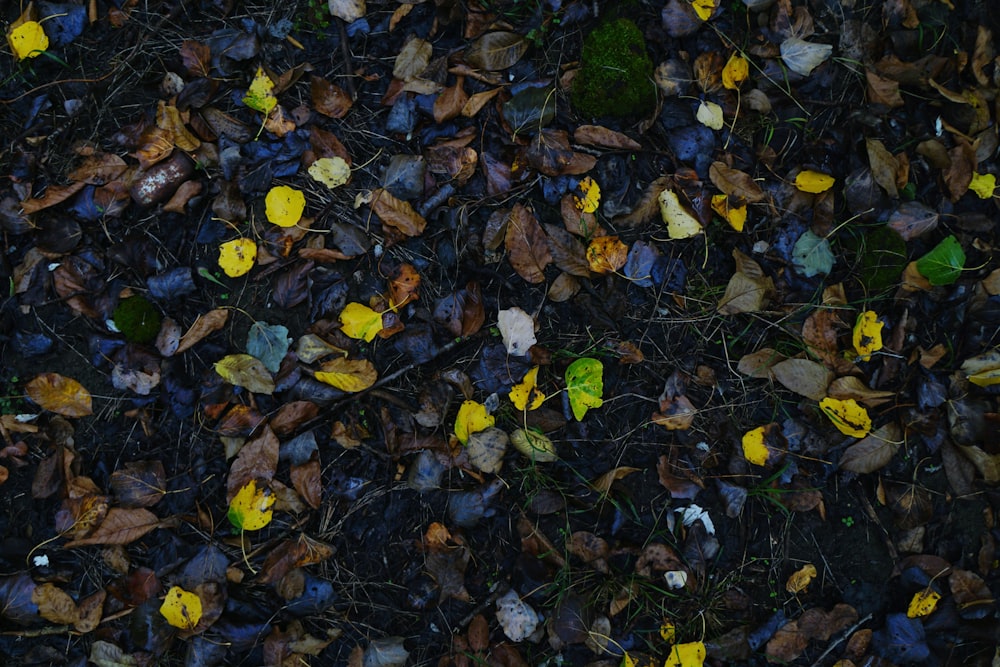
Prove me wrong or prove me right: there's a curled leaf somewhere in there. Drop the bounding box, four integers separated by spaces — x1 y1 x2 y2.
786 563 817 594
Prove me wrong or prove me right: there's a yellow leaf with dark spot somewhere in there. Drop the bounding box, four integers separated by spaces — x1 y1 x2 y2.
218 238 256 277
159 586 202 630
265 185 305 227
455 400 494 445
8 21 48 60
663 641 706 667
794 170 835 194
659 190 703 239
339 302 383 342
510 367 546 411
587 236 629 274
659 621 676 642
852 310 884 361
243 66 277 114
711 194 747 232
722 53 749 90
907 589 940 618
227 479 275 531
308 157 351 189
315 357 378 392
819 397 871 438
573 176 601 213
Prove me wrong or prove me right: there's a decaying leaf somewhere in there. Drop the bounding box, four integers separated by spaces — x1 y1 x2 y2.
26 373 93 417
785 563 817 594
586 236 628 274
852 310 884 361
214 354 275 394
772 358 833 400
505 204 552 283
455 400 495 445
722 52 749 90
370 188 427 237
218 238 257 277
659 190 703 239
907 589 940 618
663 641 706 667
819 397 871 438
718 250 774 314
308 157 351 189
565 358 604 421
314 357 378 392
510 367 546 411
243 67 277 114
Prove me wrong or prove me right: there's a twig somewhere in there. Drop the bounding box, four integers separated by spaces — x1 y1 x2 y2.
808 612 872 667
335 18 356 101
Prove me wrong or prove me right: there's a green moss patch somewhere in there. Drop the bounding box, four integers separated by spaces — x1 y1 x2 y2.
113 295 162 344
571 18 656 119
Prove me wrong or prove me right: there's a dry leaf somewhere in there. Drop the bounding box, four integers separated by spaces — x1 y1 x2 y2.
370 188 427 237
771 359 833 401
315 358 378 392
709 162 765 203
64 508 160 547
718 250 774 314
505 204 552 283
26 374 93 417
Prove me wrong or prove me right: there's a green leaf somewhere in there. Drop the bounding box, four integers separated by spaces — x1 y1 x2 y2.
227 480 275 531
792 230 834 277
565 358 604 421
915 235 965 286
247 322 290 373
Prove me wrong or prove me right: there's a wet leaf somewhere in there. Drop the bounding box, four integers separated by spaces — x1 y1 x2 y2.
314 357 377 392
214 354 275 394
839 423 901 473
497 307 536 356
780 38 833 76
586 236 628 274
510 367 546 411
852 311 883 361
664 641 706 667
792 230 834 277
247 322 290 373
968 172 996 199
907 589 940 618
218 238 257 277
26 373 93 417
819 397 871 438
573 176 601 213
722 52 749 89
565 358 604 421
370 188 427 237
243 67 277 114
696 100 724 130
175 308 229 354
711 194 747 232
159 586 202 631
794 170 835 194
265 185 305 228
227 480 275 531
455 400 495 445
8 21 48 60
659 190 703 239
505 204 552 283
308 157 351 189
915 235 965 286
465 32 528 71
64 508 160 547
339 302 383 342
785 563 817 594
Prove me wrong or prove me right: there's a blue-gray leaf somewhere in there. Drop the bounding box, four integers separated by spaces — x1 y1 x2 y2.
246 322 290 373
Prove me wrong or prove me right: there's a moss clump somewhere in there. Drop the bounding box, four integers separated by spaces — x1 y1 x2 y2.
113 296 162 344
571 18 656 119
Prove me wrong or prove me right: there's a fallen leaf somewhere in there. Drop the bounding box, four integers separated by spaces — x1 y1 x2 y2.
265 185 305 227
853 311 884 361
696 100 724 129
218 238 257 277
573 176 601 213
907 589 940 618
742 424 779 466
586 236 628 274
465 32 529 71
709 162 765 203
772 358 833 400
327 0 365 23
466 427 509 474
497 307 536 356
781 38 833 76
226 427 279 503
505 204 552 283
8 21 48 60
722 52 749 89
510 367 546 411
718 250 774 314
663 641 706 667
915 235 965 286
968 172 996 199
388 263 420 309
819 397 872 438
227 480 275 531
839 423 901 473
711 194 747 232
214 354 275 394
159 586 202 631
370 188 427 237
866 138 900 198
26 373 93 417
311 76 353 118
308 157 351 189
64 508 160 547
315 357 378 392
786 563 817 594
32 583 79 625
455 400 495 445
792 230 834 277
510 428 558 462
339 302 383 342
690 0 717 21
659 190 703 239
794 170 835 194
243 67 277 114
573 125 642 150
565 358 604 421
175 309 229 354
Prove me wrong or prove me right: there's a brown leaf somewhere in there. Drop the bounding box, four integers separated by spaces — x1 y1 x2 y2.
942 142 975 201
291 454 322 510
656 455 703 500
865 138 899 198
948 569 995 618
270 401 320 437
465 31 528 71
68 153 128 184
737 348 785 378
591 466 641 495
226 426 279 503
311 76 353 118
109 461 166 508
434 76 468 123
709 162 766 204
635 542 684 578
461 87 502 117
20 181 88 214
865 69 903 107
505 203 552 284
64 508 160 547
547 272 580 302
566 531 609 571
827 376 894 407
573 125 641 150
718 250 774 314
388 263 421 308
839 423 901 473
425 546 471 602
543 222 590 277
74 589 106 633
179 40 210 76
370 188 427 237
259 534 336 585
560 193 601 238
468 614 490 653
771 358 833 401
32 583 79 625
525 130 597 177
173 308 229 355
888 202 938 240
26 373 93 417
651 395 697 430
309 125 351 164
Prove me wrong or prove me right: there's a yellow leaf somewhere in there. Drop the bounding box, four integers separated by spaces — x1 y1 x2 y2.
663 641 706 667
565 358 604 421
794 170 835 194
214 354 275 394
587 235 629 274
159 586 202 631
722 53 749 90
227 479 275 531
906 589 940 618
819 397 871 438
455 400 495 445
711 194 747 232
968 368 1000 387
785 563 817 594
573 176 601 213
695 100 724 130
8 21 48 60
510 367 546 411
243 66 277 114
315 357 378 392
690 0 717 21
218 238 257 277
968 172 996 199
659 620 676 643
339 302 383 342
658 190 703 240
25 373 93 417
308 157 351 189
265 185 305 227
741 426 770 466
852 310 884 361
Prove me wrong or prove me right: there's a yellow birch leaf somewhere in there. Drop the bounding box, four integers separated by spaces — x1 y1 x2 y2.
785 563 817 593
159 586 202 631
741 426 769 466
659 621 676 643
695 100 724 130
214 354 275 394
711 194 747 232
510 367 546 411
819 397 871 438
455 400 495 445
573 176 601 213
722 53 749 90
308 157 351 189
659 190 703 240
587 236 629 274
968 368 1000 387
339 302 383 342
218 238 257 277
968 172 996 199
243 66 277 114
690 0 717 21
664 641 706 667
794 170 835 194
8 21 48 60
906 589 940 618
314 357 378 392
227 479 275 531
26 373 93 417
264 185 305 227
852 310 884 361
